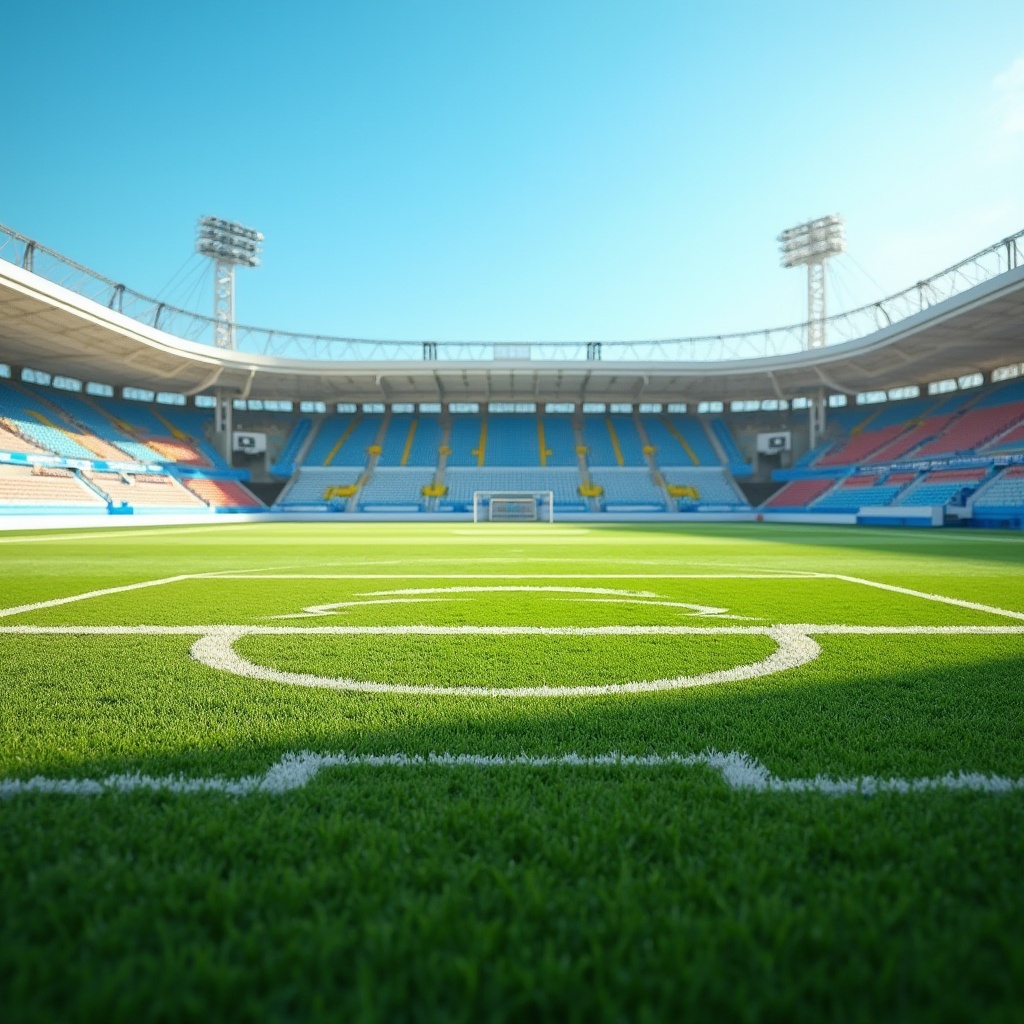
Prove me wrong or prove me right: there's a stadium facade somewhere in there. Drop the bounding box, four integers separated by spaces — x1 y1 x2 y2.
1 225 1022 530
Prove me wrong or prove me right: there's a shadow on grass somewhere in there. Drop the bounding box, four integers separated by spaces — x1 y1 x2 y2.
3 632 1022 783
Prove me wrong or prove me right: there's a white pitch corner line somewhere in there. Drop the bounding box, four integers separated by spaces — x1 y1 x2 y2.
2 749 1021 799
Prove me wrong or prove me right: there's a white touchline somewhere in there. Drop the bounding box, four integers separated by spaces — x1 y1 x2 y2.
0 574 200 620
0 572 817 621
2 621 1023 697
2 624 1023 636
1 749 1021 799
0 567 295 620
827 574 1024 622
206 573 822 580
1 575 1022 697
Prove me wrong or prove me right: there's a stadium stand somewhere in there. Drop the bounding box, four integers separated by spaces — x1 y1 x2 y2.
485 416 542 467
183 478 263 510
442 468 585 510
815 423 909 467
799 386 1024 470
865 414 956 464
588 468 666 510
1 359 1022 524
356 467 436 510
0 381 109 461
761 478 836 510
0 465 104 508
811 475 911 512
376 416 420 467
709 419 750 471
94 397 226 468
539 416 578 467
641 416 718 466
84 472 207 509
894 468 989 506
583 416 646 467
911 402 1024 459
660 467 747 508
157 407 230 469
50 392 166 463
971 466 1024 515
986 422 1024 452
402 415 444 466
304 415 382 467
447 416 485 467
0 417 47 454
278 468 363 508
270 418 313 476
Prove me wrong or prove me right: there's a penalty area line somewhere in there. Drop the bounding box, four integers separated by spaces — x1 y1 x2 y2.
2 749 1021 799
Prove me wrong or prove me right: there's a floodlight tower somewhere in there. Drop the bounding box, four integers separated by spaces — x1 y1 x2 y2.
778 214 845 350
195 216 263 349
778 215 845 450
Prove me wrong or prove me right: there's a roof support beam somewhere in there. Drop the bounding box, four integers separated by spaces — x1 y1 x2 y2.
183 366 224 396
812 365 857 395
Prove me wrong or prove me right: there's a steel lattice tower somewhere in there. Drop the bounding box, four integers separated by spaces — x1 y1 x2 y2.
778 215 845 350
195 217 263 349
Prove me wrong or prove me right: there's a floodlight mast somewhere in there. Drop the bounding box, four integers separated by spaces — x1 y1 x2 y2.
778 215 845 350
195 217 263 349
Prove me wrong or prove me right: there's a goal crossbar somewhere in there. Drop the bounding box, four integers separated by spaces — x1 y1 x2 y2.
472 491 555 523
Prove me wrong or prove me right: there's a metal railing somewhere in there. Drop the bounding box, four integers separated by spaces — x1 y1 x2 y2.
1 222 1021 363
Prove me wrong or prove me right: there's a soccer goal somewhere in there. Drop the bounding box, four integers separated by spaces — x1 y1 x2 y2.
472 491 554 523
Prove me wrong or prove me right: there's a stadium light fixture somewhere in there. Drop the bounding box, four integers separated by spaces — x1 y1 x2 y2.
196 216 263 349
778 215 845 349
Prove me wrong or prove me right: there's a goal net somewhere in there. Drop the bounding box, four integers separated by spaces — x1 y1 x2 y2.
472 491 554 523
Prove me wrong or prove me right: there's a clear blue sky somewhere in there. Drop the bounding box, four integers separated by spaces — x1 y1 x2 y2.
3 1 1022 343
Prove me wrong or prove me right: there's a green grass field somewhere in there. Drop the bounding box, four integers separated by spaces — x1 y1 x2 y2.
1 521 1023 1022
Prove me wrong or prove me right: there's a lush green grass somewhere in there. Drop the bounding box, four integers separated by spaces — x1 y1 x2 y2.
1 522 1023 1022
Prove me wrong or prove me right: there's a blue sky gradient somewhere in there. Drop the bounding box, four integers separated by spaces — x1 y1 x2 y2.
3 1 1023 342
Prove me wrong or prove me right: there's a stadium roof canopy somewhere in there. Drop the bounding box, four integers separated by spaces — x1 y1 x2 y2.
0 239 1022 405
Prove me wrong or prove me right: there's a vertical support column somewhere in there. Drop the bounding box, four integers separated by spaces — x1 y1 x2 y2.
214 388 233 463
214 261 236 349
806 261 826 349
809 391 827 449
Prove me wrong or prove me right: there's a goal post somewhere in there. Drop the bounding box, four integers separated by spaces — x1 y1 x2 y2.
472 491 555 523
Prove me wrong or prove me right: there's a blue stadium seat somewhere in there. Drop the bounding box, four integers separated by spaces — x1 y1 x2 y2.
278 468 363 508
539 416 578 467
375 414 444 467
271 419 312 476
581 416 645 467
446 417 484 467
485 416 541 466
589 468 666 510
709 419 749 471
661 468 747 508
442 468 585 510
357 468 436 509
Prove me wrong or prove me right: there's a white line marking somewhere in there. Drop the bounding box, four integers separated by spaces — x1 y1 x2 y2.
187 626 822 697
828 574 1024 622
2 624 1023 636
3 622 1021 697
205 573 822 580
274 586 733 619
2 573 1022 697
2 749 1020 798
0 567 313 620
271 598 470 618
0 575 200 620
